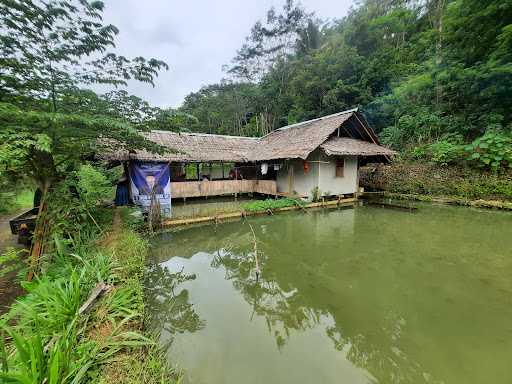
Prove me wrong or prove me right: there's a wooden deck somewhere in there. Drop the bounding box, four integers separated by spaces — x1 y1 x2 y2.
171 180 277 198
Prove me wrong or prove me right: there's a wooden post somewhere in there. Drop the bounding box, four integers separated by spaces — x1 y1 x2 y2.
27 200 48 282
221 162 225 179
287 161 294 194
196 163 200 181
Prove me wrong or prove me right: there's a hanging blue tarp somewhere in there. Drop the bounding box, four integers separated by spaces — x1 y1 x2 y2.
129 162 171 216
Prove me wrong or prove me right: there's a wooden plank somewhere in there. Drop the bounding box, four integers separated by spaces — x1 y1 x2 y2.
78 282 112 315
171 180 278 198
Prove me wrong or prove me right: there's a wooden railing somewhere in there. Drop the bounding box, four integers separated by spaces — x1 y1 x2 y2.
170 180 277 198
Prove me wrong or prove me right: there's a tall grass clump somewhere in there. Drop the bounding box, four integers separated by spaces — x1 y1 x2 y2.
0 167 178 383
0 231 155 383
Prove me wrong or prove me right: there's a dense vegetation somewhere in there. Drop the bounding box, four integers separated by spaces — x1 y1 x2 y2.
0 1 177 382
175 0 512 173
0 0 510 380
0 166 178 382
360 162 512 200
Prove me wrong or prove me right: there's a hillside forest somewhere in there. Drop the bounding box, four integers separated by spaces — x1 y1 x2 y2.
1 0 511 199
178 0 512 172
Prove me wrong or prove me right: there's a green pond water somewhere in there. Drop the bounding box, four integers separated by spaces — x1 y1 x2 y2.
146 203 512 384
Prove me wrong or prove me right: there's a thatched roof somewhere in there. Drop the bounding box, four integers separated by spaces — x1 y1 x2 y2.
320 137 397 156
106 108 395 163
250 110 356 161
112 131 258 163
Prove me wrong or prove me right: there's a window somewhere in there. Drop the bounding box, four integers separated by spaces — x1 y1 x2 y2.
185 163 199 180
335 158 344 177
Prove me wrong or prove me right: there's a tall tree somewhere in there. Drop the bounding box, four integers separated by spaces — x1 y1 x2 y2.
0 0 168 195
0 0 168 112
226 0 313 81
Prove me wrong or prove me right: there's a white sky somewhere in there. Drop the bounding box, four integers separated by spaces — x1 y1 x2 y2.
99 0 354 108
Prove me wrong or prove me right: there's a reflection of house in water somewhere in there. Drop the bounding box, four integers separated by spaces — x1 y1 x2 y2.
148 210 446 383
106 108 395 215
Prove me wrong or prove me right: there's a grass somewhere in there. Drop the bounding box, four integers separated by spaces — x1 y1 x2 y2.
0 207 178 383
0 189 34 214
242 198 304 212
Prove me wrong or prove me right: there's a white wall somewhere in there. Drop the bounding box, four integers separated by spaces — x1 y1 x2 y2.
276 151 319 197
318 153 358 196
275 150 359 198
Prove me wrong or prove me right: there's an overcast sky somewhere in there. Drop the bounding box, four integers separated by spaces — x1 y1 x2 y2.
99 0 354 108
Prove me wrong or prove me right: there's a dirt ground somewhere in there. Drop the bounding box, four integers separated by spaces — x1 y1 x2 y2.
0 211 28 315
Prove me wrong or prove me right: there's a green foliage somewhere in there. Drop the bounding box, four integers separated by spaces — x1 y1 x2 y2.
311 186 321 202
181 82 263 136
227 0 313 81
429 138 464 166
0 0 168 199
464 132 512 172
0 212 177 383
0 247 25 280
242 198 304 212
361 161 512 201
76 165 113 210
0 0 167 108
42 166 114 238
0 102 164 189
406 134 464 166
172 0 512 165
0 189 33 214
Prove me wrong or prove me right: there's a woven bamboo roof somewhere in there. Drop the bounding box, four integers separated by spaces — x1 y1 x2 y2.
105 108 395 163
320 137 397 156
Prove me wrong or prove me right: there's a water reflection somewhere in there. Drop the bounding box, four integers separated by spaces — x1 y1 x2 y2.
148 205 512 384
144 263 205 339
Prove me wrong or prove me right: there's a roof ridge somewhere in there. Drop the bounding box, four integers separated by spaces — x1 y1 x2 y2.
150 130 259 140
274 108 358 132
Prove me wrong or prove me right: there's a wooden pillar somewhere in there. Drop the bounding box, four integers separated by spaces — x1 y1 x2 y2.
196 163 200 181
221 162 225 179
287 161 294 194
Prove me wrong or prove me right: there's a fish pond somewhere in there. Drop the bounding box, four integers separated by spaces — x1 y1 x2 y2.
146 203 512 384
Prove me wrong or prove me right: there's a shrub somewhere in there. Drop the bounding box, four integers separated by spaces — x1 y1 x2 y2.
76 164 114 209
464 132 512 172
429 139 464 166
242 198 304 212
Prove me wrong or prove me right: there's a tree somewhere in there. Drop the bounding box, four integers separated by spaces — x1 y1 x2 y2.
0 0 168 112
226 0 313 81
0 102 161 193
0 0 168 196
